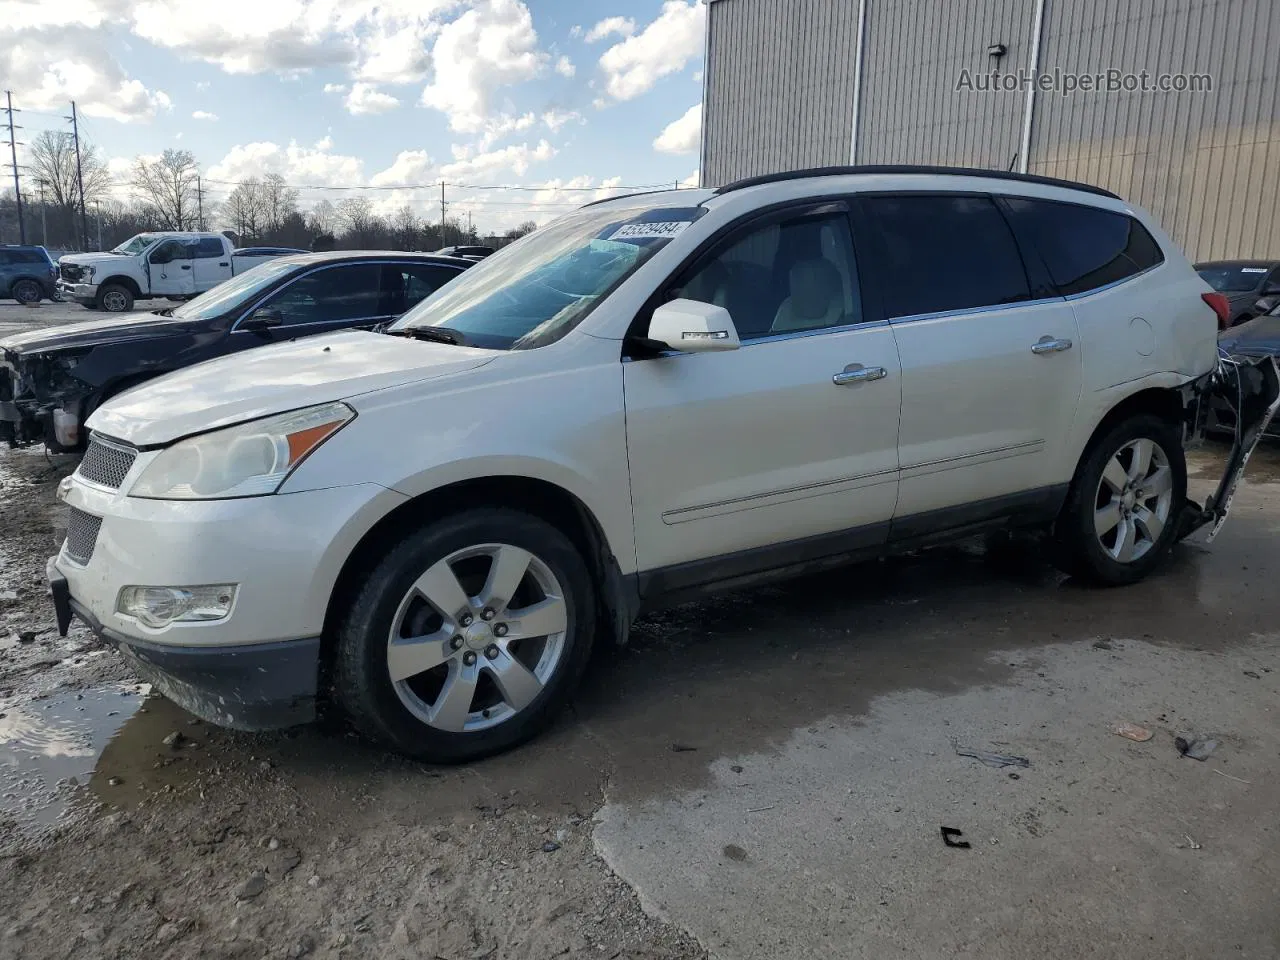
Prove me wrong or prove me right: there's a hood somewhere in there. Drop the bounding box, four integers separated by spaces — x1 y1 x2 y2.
87 330 495 446
1219 315 1280 357
0 311 202 354
60 251 134 267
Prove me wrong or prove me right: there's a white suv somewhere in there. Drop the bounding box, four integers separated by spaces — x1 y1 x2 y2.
46 167 1276 762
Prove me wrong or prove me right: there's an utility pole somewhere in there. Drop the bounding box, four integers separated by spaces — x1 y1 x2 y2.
466 209 472 237
68 100 88 251
95 200 102 251
439 181 447 249
4 91 25 243
196 174 204 230
37 180 47 246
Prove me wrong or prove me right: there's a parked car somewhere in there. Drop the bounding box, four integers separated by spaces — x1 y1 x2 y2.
46 166 1279 763
1 244 58 304
57 232 291 313
1 251 473 450
434 245 494 261
1212 300 1280 437
1194 259 1280 327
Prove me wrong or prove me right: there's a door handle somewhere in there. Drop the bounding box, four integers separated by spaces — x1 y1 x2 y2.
181 264 191 270
1031 336 1072 355
219 261 229 266
833 364 887 386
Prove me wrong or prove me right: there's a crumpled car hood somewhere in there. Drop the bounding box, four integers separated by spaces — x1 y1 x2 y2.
1219 315 1280 357
87 330 495 446
0 312 202 355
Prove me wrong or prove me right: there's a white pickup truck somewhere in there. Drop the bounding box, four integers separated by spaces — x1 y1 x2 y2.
57 232 296 312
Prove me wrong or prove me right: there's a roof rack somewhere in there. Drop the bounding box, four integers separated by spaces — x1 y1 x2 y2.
714 165 1120 200
580 188 680 208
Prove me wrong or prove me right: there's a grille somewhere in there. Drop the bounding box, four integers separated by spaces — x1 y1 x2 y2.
78 436 137 489
65 507 103 565
60 263 86 283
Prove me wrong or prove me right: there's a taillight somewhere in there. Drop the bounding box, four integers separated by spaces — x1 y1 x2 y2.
1202 292 1230 330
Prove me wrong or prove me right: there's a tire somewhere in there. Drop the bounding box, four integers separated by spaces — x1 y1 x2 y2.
97 284 134 313
332 508 596 763
1053 414 1187 585
11 279 42 304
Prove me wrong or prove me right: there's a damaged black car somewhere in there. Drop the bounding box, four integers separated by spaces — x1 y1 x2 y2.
0 251 473 451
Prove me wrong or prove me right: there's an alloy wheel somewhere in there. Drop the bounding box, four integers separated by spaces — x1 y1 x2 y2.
102 290 129 312
387 542 569 733
1093 437 1174 563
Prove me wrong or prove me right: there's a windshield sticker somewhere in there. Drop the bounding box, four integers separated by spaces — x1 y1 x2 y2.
607 221 691 242
1241 267 1268 273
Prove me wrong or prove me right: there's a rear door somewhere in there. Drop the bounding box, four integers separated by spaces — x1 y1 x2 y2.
191 237 232 291
857 193 1083 527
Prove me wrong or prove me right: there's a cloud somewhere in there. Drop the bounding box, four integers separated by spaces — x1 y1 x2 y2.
569 25 583 39
420 0 547 134
584 16 635 43
0 28 172 122
439 139 556 180
323 82 348 94
598 1 704 101
477 112 537 149
541 109 584 132
681 169 699 188
653 103 701 154
344 82 400 115
207 137 364 188
554 55 575 78
192 109 219 121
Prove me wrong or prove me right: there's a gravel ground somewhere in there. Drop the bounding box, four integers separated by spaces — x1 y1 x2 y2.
1 305 1277 959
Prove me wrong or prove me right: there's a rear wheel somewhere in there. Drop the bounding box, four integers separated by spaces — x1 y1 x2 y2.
97 284 134 313
1053 414 1186 585
332 508 595 763
11 279 42 304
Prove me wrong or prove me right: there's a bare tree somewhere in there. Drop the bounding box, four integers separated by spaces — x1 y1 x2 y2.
504 221 538 241
132 149 201 230
27 131 112 247
307 198 336 235
391 204 421 250
221 178 266 239
336 195 376 246
261 173 299 234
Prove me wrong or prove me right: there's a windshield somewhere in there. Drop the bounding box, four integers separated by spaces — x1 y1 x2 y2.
169 259 300 321
111 233 161 256
1198 265 1270 293
391 206 701 349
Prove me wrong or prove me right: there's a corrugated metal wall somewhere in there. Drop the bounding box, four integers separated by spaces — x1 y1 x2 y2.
855 0 1033 169
1030 0 1280 261
703 0 1280 260
702 0 860 186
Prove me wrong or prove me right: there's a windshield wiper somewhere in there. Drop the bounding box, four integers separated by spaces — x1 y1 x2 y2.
385 326 469 346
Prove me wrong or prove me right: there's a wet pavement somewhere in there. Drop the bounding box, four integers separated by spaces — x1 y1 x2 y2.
0 439 1278 958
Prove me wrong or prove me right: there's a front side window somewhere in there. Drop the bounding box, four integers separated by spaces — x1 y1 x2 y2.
150 240 191 263
1003 197 1164 296
392 206 701 350
862 195 1032 319
674 212 861 339
263 263 382 326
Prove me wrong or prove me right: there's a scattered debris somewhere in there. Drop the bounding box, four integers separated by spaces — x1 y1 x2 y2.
1184 834 1202 850
953 744 1030 769
17 631 36 644
269 849 302 878
0 590 17 601
1113 722 1153 742
730 764 743 774
746 805 776 813
541 841 561 853
1243 670 1261 679
106 777 123 786
670 743 697 753
236 873 267 900
161 731 183 748
1007 772 1021 780
722 844 748 862
1175 735 1219 761
940 827 971 849
1213 769 1252 785
1092 639 1113 650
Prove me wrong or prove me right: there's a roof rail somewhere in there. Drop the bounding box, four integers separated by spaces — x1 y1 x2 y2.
714 164 1120 200
579 188 678 208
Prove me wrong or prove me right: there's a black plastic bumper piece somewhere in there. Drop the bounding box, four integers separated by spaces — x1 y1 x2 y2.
49 558 319 730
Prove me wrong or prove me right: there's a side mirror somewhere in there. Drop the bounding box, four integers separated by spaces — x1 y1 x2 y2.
647 298 741 353
241 307 283 332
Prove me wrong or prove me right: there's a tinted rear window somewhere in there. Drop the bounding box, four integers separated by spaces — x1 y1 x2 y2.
861 194 1032 319
1002 197 1164 296
4 248 48 264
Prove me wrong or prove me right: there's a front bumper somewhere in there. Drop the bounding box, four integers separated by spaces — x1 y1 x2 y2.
56 280 98 303
50 558 318 729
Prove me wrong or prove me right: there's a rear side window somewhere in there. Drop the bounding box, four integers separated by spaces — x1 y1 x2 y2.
1002 197 1164 296
860 195 1031 319
195 238 224 259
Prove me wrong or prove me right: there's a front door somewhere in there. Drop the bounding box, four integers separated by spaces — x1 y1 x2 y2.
857 193 1083 523
624 203 902 585
147 239 196 297
232 262 395 343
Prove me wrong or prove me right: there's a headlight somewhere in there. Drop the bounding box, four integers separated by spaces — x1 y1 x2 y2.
84 266 96 280
129 402 355 500
117 584 237 628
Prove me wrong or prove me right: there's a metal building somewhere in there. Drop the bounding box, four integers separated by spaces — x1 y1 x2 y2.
700 0 1280 261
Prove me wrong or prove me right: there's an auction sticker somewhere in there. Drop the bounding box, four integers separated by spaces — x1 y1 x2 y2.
608 221 691 241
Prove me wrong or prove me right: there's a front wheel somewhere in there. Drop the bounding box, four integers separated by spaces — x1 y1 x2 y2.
332 508 596 763
11 279 43 304
1053 414 1187 585
97 284 134 313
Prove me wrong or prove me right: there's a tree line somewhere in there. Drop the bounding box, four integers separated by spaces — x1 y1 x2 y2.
0 131 537 253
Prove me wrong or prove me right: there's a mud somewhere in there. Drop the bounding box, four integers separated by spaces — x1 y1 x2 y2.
0 430 1278 959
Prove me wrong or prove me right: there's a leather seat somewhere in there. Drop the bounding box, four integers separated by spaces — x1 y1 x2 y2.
771 259 846 332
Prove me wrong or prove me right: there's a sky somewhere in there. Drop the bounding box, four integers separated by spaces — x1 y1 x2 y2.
0 0 707 233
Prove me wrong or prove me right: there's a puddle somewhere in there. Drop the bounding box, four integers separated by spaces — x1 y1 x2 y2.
0 683 147 828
